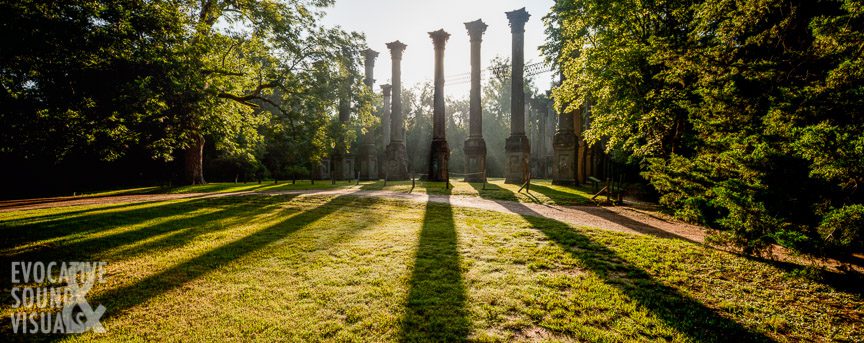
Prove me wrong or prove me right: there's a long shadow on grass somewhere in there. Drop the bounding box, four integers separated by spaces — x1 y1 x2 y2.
467 183 700 244
75 196 304 262
0 200 169 227
0 196 301 292
400 196 469 342
0 187 161 208
485 188 771 342
528 183 592 205
0 197 222 252
1 196 287 257
74 195 349 326
0 194 344 341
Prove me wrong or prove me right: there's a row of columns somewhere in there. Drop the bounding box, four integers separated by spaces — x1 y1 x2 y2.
350 7 534 183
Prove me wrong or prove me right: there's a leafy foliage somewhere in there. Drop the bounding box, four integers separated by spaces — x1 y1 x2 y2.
0 0 373 189
545 0 864 255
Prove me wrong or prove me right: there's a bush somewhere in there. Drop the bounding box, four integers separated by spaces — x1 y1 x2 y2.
819 205 864 254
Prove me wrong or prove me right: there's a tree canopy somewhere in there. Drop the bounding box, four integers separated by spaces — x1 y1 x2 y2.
544 0 864 255
0 0 372 191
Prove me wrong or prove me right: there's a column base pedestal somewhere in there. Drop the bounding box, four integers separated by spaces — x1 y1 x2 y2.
331 151 345 181
385 141 409 181
504 134 531 184
463 137 486 182
358 143 379 181
552 131 577 186
428 139 449 182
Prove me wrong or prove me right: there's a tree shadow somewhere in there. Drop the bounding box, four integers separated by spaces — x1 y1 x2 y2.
400 196 469 342
488 196 772 341
1 199 171 226
359 180 413 191
740 253 864 297
0 196 300 290
88 196 309 262
577 207 701 244
467 182 701 244
527 183 592 206
71 194 351 327
0 197 225 253
0 187 161 208
467 182 519 203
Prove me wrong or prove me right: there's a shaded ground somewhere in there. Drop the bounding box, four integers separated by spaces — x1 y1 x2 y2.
0 181 703 242
0 192 861 342
3 181 859 277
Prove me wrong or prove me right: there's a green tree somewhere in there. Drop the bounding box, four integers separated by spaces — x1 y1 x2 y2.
545 0 864 255
168 0 370 184
0 0 372 188
0 0 189 184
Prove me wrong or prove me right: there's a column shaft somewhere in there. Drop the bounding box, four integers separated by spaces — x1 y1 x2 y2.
428 29 450 182
504 8 531 184
385 41 409 180
464 19 488 182
358 49 379 181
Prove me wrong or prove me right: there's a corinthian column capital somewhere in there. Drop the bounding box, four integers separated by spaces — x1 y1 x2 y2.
465 19 488 42
505 8 530 33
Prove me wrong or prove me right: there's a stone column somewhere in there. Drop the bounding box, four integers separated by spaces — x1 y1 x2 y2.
378 84 392 179
463 19 488 183
578 101 591 183
428 29 450 182
332 76 353 181
544 99 556 176
553 99 577 185
358 49 379 180
362 49 377 88
385 41 409 180
504 8 531 184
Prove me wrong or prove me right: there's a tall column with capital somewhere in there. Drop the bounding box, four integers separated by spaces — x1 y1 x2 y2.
505 8 531 184
428 29 450 182
358 49 379 180
463 19 488 183
384 41 409 180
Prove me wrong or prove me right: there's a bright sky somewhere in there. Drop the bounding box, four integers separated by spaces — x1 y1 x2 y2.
321 0 555 98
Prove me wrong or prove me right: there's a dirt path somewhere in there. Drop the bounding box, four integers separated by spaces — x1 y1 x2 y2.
0 188 708 243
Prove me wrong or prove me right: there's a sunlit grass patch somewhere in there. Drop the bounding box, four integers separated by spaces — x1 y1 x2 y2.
162 180 344 194
0 194 860 342
356 178 594 205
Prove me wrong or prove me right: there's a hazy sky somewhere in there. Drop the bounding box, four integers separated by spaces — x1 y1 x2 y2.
321 0 556 97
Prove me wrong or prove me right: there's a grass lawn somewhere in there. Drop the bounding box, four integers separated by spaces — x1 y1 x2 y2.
15 178 595 207
356 178 596 206
152 178 596 207
1 192 861 342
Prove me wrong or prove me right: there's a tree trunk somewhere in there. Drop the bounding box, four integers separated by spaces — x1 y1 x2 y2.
183 132 206 185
